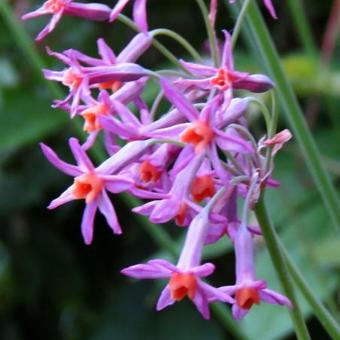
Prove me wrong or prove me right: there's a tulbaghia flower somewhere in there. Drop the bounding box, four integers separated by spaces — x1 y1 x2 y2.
123 204 234 319
22 0 111 41
220 223 292 320
44 49 150 115
41 138 134 244
177 31 274 96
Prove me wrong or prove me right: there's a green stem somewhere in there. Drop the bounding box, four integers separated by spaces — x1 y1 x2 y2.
151 29 203 62
254 197 311 340
286 0 318 57
242 0 340 230
194 0 220 66
231 0 252 48
117 14 189 73
280 243 340 339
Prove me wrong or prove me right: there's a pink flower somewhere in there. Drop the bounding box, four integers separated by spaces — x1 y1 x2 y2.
22 0 111 41
41 137 134 244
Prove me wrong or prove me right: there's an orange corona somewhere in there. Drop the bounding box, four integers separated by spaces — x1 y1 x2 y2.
235 287 261 310
169 272 197 301
180 120 214 153
81 103 109 133
72 173 104 203
191 175 215 202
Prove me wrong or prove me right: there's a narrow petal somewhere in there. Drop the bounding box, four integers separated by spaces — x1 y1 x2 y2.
179 60 216 77
69 138 95 172
260 289 293 308
232 304 248 321
233 74 274 93
221 30 234 70
133 0 148 32
156 286 175 310
81 201 98 245
160 79 199 121
117 33 152 63
97 38 116 64
109 0 130 22
36 11 63 41
97 190 122 234
190 263 215 277
122 263 172 279
192 288 210 319
263 0 277 19
40 143 81 176
103 175 133 193
65 2 111 21
22 7 50 20
47 186 75 209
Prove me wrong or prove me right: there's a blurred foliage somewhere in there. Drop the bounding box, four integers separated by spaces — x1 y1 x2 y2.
0 0 339 339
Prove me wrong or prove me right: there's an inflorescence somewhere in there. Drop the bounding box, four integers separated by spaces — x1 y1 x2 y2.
22 0 293 320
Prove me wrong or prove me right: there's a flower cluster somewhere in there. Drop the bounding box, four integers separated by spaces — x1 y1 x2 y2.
23 0 292 320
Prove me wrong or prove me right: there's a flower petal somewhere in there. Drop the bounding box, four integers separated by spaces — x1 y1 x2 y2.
40 143 81 176
97 190 122 234
81 201 98 245
156 286 175 310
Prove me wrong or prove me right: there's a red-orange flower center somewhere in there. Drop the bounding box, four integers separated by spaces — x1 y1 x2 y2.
210 68 234 91
191 175 216 202
235 287 261 310
169 272 197 301
81 103 109 133
44 0 65 13
98 80 122 92
180 120 214 153
72 173 104 203
62 69 83 91
139 160 162 183
175 203 188 226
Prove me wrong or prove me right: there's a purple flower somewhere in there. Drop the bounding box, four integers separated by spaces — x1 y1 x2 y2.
41 137 134 244
177 31 274 94
22 0 111 41
220 224 292 320
44 39 151 115
123 203 234 319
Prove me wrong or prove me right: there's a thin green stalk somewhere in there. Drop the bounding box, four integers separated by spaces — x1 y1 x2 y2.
241 0 340 230
151 29 203 62
254 197 311 340
286 0 318 57
194 0 220 66
280 242 340 339
117 14 189 73
231 0 252 48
